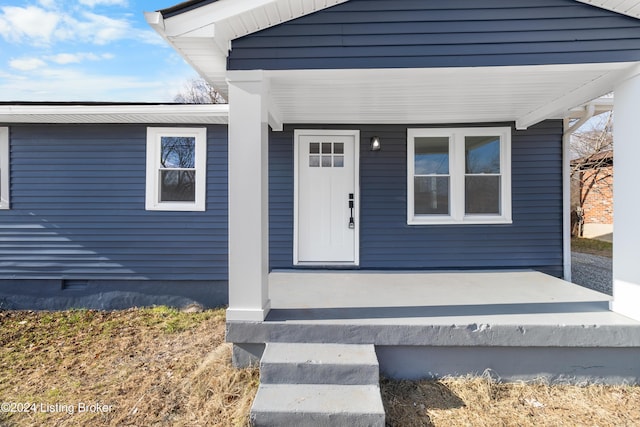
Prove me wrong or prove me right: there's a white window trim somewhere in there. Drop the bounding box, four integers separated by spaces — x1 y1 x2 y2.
0 127 9 210
146 127 207 211
407 127 512 225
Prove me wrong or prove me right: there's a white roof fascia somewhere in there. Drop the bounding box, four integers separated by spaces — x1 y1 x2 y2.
147 10 230 98
159 0 347 39
0 104 229 124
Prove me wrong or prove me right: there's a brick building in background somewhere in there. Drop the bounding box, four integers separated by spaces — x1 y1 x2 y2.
571 150 613 239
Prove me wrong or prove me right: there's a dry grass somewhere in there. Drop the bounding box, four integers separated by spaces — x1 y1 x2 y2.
382 375 640 427
2 308 639 426
0 307 258 427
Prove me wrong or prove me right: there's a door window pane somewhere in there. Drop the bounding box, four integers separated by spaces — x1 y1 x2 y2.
310 143 320 154
309 155 320 167
415 137 449 175
322 142 332 154
414 176 449 215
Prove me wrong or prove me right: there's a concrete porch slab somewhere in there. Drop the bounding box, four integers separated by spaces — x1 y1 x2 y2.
227 270 640 383
269 270 612 309
227 270 640 346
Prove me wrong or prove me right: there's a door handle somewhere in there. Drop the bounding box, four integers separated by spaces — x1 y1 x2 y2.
348 193 355 229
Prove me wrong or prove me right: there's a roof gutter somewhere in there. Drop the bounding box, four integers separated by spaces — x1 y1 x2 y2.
0 103 229 124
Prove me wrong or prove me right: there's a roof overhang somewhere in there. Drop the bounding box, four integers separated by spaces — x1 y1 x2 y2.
145 0 349 99
0 104 229 124
147 0 640 129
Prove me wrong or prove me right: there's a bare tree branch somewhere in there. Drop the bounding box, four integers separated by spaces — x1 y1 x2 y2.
570 111 613 236
173 77 227 104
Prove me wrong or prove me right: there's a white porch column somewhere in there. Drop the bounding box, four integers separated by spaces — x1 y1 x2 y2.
611 66 640 321
226 70 271 321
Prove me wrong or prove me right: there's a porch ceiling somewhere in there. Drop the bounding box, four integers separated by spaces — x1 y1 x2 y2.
257 62 633 130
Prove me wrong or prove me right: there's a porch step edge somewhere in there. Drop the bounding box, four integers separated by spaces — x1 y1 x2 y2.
260 343 379 385
250 384 385 427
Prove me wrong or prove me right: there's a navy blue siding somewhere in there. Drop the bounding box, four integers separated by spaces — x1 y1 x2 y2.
229 0 640 70
0 124 228 281
269 121 563 277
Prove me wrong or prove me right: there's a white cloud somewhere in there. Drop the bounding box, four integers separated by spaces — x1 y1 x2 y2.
0 6 60 44
81 11 130 45
45 52 113 64
0 4 161 46
38 0 56 8
79 0 128 7
9 57 47 71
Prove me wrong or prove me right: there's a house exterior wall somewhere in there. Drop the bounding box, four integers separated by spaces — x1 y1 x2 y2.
228 0 640 70
270 120 564 277
0 123 228 309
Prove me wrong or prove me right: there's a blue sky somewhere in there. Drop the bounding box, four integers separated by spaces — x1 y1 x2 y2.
0 0 199 102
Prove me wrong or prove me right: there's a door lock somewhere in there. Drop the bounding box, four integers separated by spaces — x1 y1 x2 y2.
348 193 355 229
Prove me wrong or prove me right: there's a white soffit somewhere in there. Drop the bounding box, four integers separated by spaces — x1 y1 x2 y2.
0 104 229 124
576 0 640 18
257 62 635 128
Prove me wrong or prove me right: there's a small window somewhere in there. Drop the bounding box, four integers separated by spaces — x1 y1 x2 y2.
407 127 511 225
146 127 206 211
308 141 346 168
0 127 8 210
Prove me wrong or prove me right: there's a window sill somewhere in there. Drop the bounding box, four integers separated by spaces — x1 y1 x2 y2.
408 215 512 226
146 202 205 212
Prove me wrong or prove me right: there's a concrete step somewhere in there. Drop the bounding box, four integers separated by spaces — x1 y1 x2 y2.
250 383 385 427
260 342 379 385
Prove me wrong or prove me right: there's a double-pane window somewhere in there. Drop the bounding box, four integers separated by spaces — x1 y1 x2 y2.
408 127 511 225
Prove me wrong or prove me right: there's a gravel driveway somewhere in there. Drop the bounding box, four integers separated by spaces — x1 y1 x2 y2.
571 251 612 295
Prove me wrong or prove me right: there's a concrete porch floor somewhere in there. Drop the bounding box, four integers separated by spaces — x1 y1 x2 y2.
228 270 640 383
267 270 632 326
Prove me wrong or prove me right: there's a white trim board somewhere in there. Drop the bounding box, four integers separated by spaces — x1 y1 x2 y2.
0 127 9 210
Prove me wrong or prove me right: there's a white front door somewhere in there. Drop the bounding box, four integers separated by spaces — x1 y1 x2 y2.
294 129 359 265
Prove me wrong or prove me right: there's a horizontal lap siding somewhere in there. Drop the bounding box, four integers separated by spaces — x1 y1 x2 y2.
269 121 563 276
1 124 228 280
229 0 640 70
